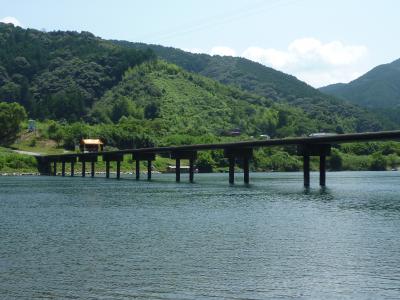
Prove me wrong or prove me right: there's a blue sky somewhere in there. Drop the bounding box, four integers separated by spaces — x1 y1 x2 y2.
1 0 399 87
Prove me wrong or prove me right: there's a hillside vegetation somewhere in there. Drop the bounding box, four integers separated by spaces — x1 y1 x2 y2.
116 41 385 132
320 58 400 109
0 23 154 121
320 58 400 126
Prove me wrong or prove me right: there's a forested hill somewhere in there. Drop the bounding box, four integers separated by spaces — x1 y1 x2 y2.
113 41 387 131
0 23 155 120
320 58 400 109
0 23 385 135
91 60 381 137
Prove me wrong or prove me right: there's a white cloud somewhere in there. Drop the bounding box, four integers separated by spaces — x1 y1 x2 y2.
210 46 236 57
241 38 368 87
0 16 23 27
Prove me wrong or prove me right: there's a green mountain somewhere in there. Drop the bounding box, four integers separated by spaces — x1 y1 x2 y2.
91 60 322 138
320 58 400 108
0 23 154 121
0 22 385 137
114 41 385 132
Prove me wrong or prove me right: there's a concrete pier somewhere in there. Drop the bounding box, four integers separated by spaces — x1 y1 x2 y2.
171 150 197 183
320 155 326 186
224 148 253 184
91 161 95 178
136 160 140 180
147 160 152 180
175 158 180 182
132 153 156 181
303 155 310 187
105 160 110 178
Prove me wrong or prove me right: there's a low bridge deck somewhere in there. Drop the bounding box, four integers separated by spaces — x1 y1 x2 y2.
37 130 400 186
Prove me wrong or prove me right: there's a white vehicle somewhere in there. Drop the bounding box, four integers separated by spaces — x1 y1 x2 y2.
259 134 271 139
309 132 337 137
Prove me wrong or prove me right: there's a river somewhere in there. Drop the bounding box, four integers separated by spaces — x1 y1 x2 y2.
1 172 400 299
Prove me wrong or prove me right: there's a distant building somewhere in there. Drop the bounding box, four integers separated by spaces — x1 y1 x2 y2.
79 139 104 153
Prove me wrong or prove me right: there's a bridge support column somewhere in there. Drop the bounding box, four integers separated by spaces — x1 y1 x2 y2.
35 157 51 175
116 161 121 180
136 160 140 180
147 160 152 180
78 155 96 179
297 144 331 187
132 153 155 181
61 162 66 177
303 155 310 187
53 162 57 176
228 158 235 184
243 156 250 184
105 160 110 178
71 162 75 177
82 161 86 177
91 161 95 178
320 155 326 186
175 158 180 182
189 158 194 183
224 148 253 185
171 150 197 183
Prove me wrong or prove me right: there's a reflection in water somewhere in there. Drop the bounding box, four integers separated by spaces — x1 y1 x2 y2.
1 172 400 299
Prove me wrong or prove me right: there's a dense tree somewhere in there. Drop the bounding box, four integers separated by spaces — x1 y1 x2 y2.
0 102 27 146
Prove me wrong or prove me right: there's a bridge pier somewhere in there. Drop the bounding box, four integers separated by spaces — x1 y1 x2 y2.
189 158 195 183
224 148 253 184
91 161 95 178
103 153 123 179
70 161 75 177
171 151 197 183
79 154 97 178
105 160 110 178
175 159 180 182
132 153 156 181
116 161 121 180
52 162 57 176
61 161 66 177
147 160 152 180
320 155 326 186
298 144 331 187
135 160 140 180
228 157 235 184
82 161 86 177
303 155 310 187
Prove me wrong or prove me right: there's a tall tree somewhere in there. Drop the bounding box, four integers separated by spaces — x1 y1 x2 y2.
0 102 27 146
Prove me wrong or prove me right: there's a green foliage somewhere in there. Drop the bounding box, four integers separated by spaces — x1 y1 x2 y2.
92 60 322 139
0 102 27 146
0 23 155 121
370 153 387 171
0 148 37 172
118 41 385 133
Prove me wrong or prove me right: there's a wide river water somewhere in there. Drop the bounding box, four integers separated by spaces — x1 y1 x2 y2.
1 172 400 299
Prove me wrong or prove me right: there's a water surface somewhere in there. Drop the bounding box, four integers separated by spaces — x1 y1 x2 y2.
1 172 400 299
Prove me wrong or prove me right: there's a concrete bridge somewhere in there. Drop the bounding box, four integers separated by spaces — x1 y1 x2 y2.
36 130 400 187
